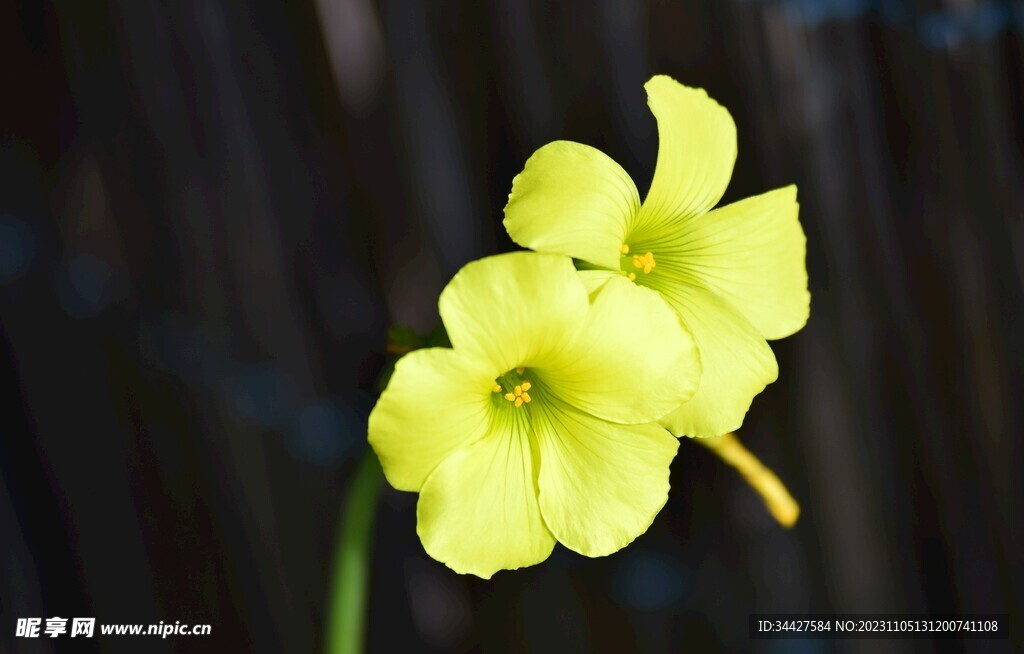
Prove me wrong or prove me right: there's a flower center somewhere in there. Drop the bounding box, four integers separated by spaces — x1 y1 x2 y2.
491 367 533 408
620 244 656 281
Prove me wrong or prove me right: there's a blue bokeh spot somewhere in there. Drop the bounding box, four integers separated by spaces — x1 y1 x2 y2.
0 216 35 283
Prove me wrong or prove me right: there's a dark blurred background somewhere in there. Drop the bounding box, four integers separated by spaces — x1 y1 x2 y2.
2 0 1022 652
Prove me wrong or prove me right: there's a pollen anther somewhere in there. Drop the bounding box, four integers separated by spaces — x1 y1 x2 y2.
503 379 533 407
632 252 656 274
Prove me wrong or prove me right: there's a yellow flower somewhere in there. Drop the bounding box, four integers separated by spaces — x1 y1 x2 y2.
368 252 699 578
504 75 810 438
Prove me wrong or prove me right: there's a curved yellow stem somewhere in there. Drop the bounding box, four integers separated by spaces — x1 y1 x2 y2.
697 432 800 528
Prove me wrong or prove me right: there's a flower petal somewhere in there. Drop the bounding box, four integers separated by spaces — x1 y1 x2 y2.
368 348 493 491
539 275 700 425
504 141 639 270
641 185 809 340
533 400 679 557
438 252 589 374
416 418 555 578
633 76 737 236
575 269 621 297
656 284 778 438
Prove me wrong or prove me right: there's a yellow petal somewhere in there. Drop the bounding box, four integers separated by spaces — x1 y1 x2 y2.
656 284 778 437
633 76 737 236
539 275 700 425
576 269 621 297
439 252 588 374
416 422 555 578
533 400 679 557
368 348 493 491
504 141 639 270
642 185 809 340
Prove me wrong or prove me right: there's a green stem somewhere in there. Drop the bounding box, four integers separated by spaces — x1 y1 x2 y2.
326 449 384 654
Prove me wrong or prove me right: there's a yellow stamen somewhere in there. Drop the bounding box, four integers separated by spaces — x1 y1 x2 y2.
516 367 525 374
628 272 636 281
492 385 502 393
620 244 630 254
697 433 800 528
631 251 656 274
500 378 534 408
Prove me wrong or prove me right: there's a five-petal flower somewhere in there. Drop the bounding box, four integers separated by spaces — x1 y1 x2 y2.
504 75 810 438
368 252 700 578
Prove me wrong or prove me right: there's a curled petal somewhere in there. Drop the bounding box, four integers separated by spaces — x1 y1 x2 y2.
505 141 639 270
633 76 737 237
